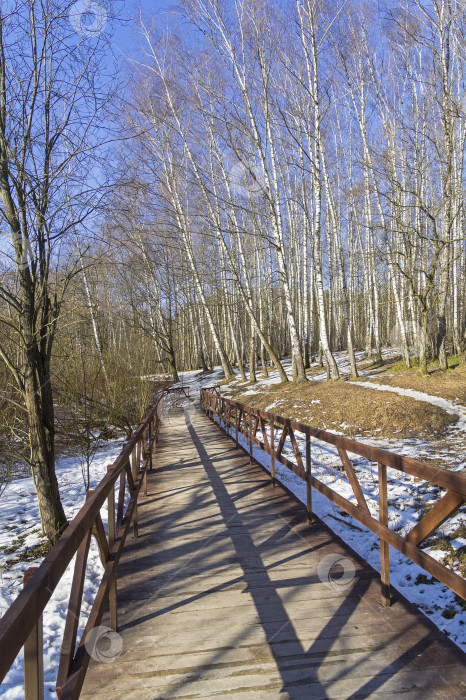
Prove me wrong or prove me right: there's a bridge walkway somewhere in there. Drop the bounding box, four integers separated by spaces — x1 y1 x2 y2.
81 402 466 699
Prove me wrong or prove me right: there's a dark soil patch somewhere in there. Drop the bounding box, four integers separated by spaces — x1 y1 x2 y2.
362 358 466 405
230 379 457 439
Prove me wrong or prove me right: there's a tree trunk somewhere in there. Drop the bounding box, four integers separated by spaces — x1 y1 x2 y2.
418 307 429 377
24 361 67 543
249 328 257 383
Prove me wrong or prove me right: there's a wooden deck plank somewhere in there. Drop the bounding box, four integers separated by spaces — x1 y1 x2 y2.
81 403 466 699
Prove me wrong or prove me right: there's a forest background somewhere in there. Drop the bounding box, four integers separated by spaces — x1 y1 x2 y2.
0 0 465 541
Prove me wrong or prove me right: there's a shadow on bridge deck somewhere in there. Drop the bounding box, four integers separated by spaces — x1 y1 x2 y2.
81 403 466 699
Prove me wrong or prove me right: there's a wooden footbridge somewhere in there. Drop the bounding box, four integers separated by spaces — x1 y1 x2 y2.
0 387 465 698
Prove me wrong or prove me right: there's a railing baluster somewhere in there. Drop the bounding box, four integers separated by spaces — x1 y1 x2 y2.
153 415 157 458
132 447 139 539
338 448 370 514
378 462 390 607
109 577 118 632
116 470 126 529
142 429 148 496
148 421 153 472
107 464 115 549
90 502 118 633
23 567 44 700
405 490 465 546
248 412 253 464
56 509 92 696
306 431 313 525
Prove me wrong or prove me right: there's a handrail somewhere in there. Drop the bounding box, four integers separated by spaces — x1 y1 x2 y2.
165 385 191 398
203 385 221 395
200 389 466 606
0 385 185 699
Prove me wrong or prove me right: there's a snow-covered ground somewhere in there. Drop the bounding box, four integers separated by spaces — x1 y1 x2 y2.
170 367 226 393
217 348 398 399
352 380 466 423
0 441 124 698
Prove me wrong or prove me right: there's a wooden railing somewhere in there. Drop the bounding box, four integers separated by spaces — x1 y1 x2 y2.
167 385 191 399
0 385 187 699
200 389 466 606
203 385 220 395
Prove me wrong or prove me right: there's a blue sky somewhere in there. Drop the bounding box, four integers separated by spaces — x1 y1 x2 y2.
109 0 173 61
0 0 175 263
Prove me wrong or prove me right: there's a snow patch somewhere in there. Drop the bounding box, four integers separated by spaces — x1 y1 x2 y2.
352 381 466 424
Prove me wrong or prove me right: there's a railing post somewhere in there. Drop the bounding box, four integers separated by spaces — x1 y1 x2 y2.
270 418 275 487
306 432 313 525
132 447 139 539
148 421 153 472
378 462 391 607
23 567 44 700
143 429 148 496
107 465 115 549
136 438 141 472
249 413 253 464
106 468 118 630
108 573 118 632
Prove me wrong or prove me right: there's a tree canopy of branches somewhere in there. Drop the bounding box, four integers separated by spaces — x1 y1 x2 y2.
113 0 466 381
1 0 466 543
0 0 118 542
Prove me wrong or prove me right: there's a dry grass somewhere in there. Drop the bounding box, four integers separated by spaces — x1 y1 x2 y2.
230 379 457 439
360 356 466 405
